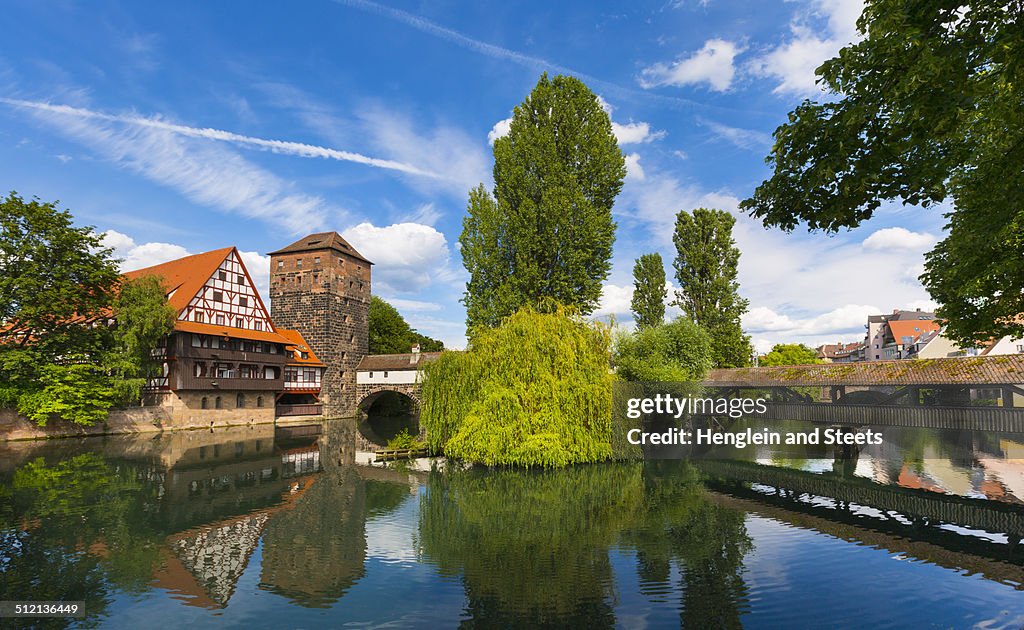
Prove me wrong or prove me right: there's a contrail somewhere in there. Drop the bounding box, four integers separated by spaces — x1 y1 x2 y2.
0 97 444 180
334 0 710 111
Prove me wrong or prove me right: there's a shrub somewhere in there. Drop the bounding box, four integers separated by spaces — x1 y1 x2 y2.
613 318 713 382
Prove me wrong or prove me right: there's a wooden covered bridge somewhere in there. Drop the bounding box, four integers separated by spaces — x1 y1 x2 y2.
702 355 1024 431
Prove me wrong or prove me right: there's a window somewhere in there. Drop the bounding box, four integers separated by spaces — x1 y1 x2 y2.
195 312 204 323
301 351 309 360
237 274 244 284
256 396 264 408
215 396 223 409
194 363 205 377
216 315 225 325
191 335 202 348
297 258 303 268
218 271 227 281
236 393 245 408
383 371 388 378
236 318 244 328
201 397 208 409
369 372 374 378
314 256 321 264
254 321 262 331
239 297 248 308
213 291 223 302
277 260 284 269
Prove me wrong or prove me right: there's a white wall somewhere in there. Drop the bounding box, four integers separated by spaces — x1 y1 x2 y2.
356 369 420 385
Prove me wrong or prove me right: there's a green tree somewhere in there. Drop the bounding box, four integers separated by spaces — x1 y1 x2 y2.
760 343 823 367
104 275 178 405
460 73 626 330
614 318 713 382
0 192 121 387
631 253 667 330
368 295 443 354
420 305 614 467
672 208 752 368
739 1 1024 345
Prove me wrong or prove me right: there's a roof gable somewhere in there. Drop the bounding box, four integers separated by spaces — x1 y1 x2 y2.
125 248 275 335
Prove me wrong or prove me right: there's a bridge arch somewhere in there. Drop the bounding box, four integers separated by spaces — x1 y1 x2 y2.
356 385 421 415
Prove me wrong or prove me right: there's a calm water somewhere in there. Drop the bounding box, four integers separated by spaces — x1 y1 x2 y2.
2 418 1024 629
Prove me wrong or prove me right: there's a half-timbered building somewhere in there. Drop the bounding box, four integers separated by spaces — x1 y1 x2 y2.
125 247 324 422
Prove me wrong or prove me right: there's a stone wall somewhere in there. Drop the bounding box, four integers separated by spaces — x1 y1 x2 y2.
270 244 370 419
1 391 277 442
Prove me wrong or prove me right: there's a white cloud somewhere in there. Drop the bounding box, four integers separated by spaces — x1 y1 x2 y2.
397 202 443 227
0 98 440 179
343 222 451 293
614 160 946 352
624 153 645 181
700 118 772 150
488 109 664 148
595 281 680 321
14 100 335 234
488 117 511 145
750 0 865 96
101 230 191 272
612 120 666 145
358 106 490 197
382 297 443 312
862 227 937 251
237 250 271 301
639 38 743 92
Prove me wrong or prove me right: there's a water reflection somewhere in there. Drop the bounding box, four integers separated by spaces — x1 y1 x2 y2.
0 418 1022 627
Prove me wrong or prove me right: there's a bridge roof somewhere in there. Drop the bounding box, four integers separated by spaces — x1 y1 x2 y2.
705 355 1024 387
356 351 442 371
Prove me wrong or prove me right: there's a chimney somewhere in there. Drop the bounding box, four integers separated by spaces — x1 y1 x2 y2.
410 343 421 365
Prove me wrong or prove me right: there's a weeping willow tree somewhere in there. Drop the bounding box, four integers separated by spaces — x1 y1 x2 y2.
419 305 614 467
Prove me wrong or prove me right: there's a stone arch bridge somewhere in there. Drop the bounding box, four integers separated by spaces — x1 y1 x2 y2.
353 349 442 414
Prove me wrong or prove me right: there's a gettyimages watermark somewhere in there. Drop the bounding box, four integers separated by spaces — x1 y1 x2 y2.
612 382 885 459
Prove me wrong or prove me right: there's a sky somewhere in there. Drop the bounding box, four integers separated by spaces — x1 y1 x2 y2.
0 0 947 351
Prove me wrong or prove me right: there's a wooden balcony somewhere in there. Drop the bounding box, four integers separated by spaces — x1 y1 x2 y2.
276 403 323 417
176 373 284 391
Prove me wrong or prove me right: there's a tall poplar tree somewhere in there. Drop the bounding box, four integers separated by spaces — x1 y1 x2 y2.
672 208 752 368
630 253 666 330
460 73 626 330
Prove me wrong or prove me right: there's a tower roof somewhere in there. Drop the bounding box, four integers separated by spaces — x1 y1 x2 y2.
267 232 372 264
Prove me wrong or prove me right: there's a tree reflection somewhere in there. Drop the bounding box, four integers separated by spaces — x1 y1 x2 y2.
1 453 164 626
418 461 753 628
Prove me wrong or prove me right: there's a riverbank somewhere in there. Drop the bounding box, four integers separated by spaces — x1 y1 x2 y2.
0 406 328 441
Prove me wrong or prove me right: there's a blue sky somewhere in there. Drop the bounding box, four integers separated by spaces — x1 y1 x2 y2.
0 0 947 350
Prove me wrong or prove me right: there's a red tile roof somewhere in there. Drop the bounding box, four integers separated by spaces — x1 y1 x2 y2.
277 328 326 367
123 247 235 315
888 319 940 344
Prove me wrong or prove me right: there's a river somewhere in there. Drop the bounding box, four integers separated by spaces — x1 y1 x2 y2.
1 416 1023 628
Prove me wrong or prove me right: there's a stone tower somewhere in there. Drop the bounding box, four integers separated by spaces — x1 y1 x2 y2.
268 232 371 417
